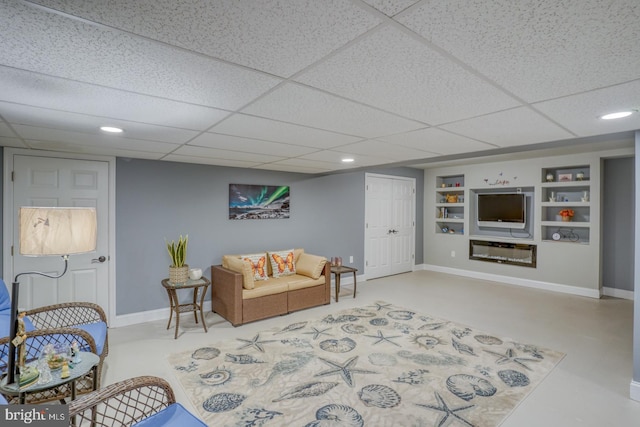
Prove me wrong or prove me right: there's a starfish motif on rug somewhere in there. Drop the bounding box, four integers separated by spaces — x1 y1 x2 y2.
416 391 475 427
371 302 393 311
484 348 540 371
315 355 377 387
236 333 277 353
303 327 333 340
364 330 402 346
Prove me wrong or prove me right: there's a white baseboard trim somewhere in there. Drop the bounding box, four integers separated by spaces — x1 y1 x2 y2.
111 300 212 328
422 264 601 299
602 286 634 300
631 380 640 402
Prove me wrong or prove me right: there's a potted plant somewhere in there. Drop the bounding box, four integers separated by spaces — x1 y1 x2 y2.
559 209 574 222
166 235 188 283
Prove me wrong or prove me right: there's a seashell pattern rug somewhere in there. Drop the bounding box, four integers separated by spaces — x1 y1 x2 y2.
168 301 564 426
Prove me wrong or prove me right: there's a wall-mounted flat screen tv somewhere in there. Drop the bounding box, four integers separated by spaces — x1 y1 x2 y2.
476 193 526 229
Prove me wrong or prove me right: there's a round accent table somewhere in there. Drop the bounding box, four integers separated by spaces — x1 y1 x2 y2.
162 276 211 339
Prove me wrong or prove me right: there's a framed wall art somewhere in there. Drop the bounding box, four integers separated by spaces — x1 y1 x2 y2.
229 184 290 220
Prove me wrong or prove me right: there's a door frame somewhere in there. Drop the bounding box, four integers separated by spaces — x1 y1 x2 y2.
364 173 416 279
3 148 116 323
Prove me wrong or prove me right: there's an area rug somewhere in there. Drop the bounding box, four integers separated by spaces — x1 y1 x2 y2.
168 302 564 426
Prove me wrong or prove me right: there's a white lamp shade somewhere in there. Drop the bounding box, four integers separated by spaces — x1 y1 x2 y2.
19 207 97 255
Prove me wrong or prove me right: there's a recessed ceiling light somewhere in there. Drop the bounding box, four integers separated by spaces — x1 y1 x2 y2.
600 111 634 120
342 158 355 163
100 126 123 133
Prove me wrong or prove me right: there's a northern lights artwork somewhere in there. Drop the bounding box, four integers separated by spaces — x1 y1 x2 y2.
229 184 290 220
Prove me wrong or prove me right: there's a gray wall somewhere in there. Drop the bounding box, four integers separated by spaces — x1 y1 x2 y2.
115 158 423 315
602 157 635 291
634 131 640 387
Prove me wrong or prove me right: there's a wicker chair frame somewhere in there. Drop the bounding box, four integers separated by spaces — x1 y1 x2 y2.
0 302 108 404
68 376 176 427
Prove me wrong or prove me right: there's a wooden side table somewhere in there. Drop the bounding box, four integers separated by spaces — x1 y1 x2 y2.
330 265 358 302
162 276 211 339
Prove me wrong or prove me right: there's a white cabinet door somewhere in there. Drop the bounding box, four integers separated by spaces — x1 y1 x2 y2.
11 155 111 314
365 174 415 279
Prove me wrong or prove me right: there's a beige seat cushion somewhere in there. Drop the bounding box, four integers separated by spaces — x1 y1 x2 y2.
242 278 288 300
296 253 327 279
287 275 326 291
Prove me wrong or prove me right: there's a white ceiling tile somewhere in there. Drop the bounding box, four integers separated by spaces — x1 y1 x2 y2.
534 81 640 136
255 162 333 174
0 136 28 148
379 128 494 155
0 103 200 144
171 145 285 164
12 124 180 153
30 0 382 78
0 1 281 110
334 139 432 162
399 0 640 102
25 139 165 160
162 154 261 168
209 114 361 148
0 122 17 137
439 108 576 147
188 133 318 158
361 0 422 17
243 84 425 138
299 150 389 168
296 26 520 124
0 68 230 131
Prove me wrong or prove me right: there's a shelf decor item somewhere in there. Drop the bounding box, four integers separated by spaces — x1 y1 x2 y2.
546 173 554 182
559 209 575 222
166 235 189 283
576 171 585 181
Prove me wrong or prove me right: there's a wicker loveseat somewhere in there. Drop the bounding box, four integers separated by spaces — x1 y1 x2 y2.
212 249 330 326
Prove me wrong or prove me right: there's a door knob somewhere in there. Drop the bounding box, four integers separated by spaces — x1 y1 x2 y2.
92 256 107 263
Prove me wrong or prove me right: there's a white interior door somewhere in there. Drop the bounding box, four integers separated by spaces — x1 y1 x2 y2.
365 174 415 280
9 154 111 314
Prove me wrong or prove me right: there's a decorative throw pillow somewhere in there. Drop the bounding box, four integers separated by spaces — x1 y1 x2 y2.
296 253 327 280
225 256 256 290
241 253 269 281
268 249 296 278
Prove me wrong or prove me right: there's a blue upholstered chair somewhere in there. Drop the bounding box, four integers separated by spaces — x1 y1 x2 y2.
0 279 108 403
69 376 207 427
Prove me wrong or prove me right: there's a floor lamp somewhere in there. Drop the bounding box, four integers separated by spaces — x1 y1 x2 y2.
7 207 97 386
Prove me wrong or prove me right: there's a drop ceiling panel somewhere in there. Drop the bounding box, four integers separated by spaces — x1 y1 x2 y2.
188 133 318 158
209 114 361 148
0 103 199 144
12 125 180 154
299 149 389 167
439 107 576 147
162 155 261 168
0 68 229 131
296 25 520 124
380 128 494 155
399 0 640 102
0 136 27 148
26 139 165 160
0 122 16 137
31 0 383 78
362 0 422 17
171 145 285 164
243 83 425 138
255 160 334 174
0 1 281 110
534 81 640 136
334 139 432 162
